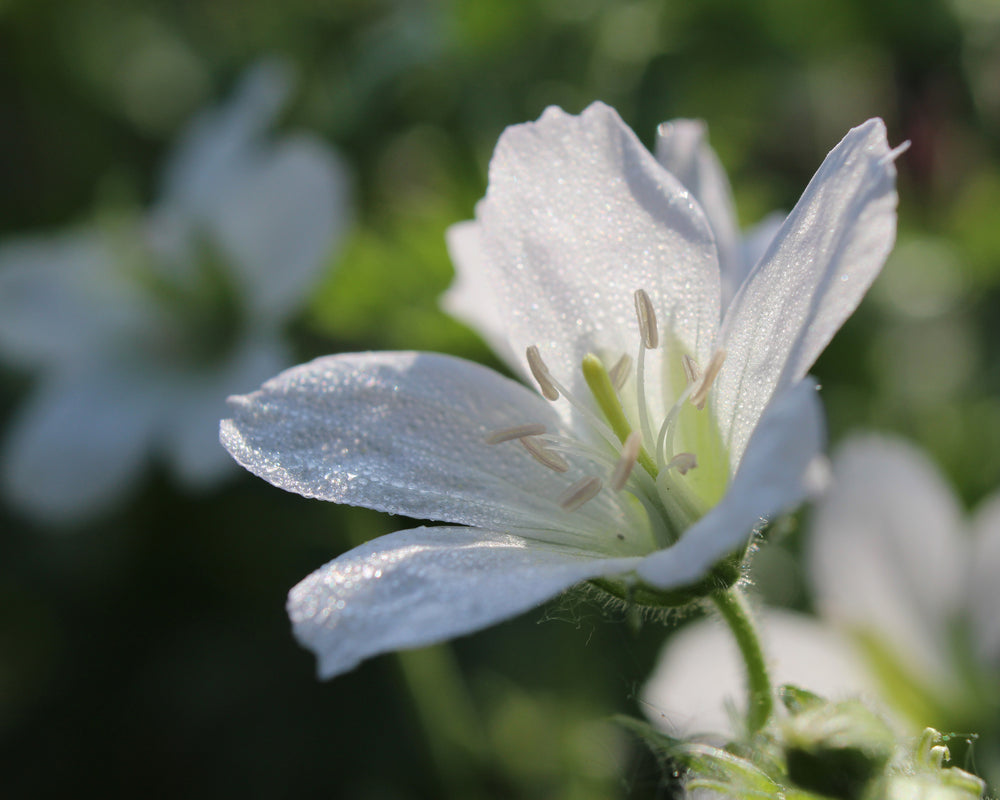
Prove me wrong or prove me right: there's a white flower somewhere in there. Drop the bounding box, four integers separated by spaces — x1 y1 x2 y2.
808 435 1000 727
643 434 1000 742
0 60 350 522
221 103 901 678
641 608 881 738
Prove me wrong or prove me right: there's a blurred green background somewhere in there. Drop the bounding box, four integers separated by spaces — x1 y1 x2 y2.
2 0 1000 797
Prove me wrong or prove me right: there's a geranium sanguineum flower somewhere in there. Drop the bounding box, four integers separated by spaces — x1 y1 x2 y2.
221 103 902 678
0 60 349 522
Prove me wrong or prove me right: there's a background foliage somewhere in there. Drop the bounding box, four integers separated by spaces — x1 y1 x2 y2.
2 0 999 797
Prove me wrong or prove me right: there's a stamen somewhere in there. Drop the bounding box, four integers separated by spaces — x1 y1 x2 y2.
485 423 547 444
610 431 643 491
633 289 658 349
690 349 726 410
682 354 700 387
520 436 570 473
559 476 603 512
607 353 632 392
667 452 698 475
526 345 559 401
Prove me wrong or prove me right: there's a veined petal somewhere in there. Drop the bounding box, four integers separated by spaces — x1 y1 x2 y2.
716 119 899 464
807 435 965 686
655 119 742 309
289 526 643 678
221 351 628 538
209 135 350 323
970 493 1000 665
642 609 878 737
442 220 523 376
637 379 824 589
2 367 162 522
476 102 721 401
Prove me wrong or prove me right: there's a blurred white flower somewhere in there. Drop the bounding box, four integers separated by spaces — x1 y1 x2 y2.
222 103 900 679
643 434 1000 740
641 608 881 738
808 435 1000 729
0 60 350 522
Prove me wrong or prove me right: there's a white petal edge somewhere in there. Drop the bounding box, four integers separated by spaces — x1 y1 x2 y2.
716 119 900 465
641 609 881 738
476 102 721 404
806 434 965 686
654 119 743 309
288 526 643 679
220 351 630 540
637 379 824 589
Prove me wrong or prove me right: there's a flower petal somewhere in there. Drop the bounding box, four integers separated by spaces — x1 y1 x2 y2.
476 102 721 398
288 526 642 678
208 135 350 323
442 220 523 375
158 59 292 218
637 379 824 589
2 367 162 522
807 435 965 686
716 119 899 463
970 493 1000 664
0 231 152 368
642 609 878 737
655 119 743 309
221 351 629 538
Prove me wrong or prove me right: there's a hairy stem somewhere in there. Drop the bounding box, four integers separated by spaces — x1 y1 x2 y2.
711 586 773 734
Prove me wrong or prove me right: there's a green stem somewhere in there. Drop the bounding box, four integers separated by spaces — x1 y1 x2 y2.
711 587 773 734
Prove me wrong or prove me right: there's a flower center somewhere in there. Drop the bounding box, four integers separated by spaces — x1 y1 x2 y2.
487 289 730 552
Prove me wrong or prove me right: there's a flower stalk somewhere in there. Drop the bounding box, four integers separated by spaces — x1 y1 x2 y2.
711 587 773 734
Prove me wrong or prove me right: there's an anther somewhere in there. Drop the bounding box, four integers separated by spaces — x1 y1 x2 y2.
526 345 560 401
608 353 632 392
559 476 603 512
634 289 658 349
610 431 643 491
667 452 698 475
682 354 700 386
520 436 570 473
690 349 726 410
485 423 547 445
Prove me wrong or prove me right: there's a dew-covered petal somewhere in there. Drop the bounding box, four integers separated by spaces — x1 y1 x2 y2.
160 336 290 487
716 120 899 464
655 119 742 309
642 609 878 737
970 494 1000 665
221 351 628 537
289 526 643 679
208 135 350 323
476 102 721 402
637 379 824 589
807 435 965 686
2 367 162 522
442 220 523 375
738 211 784 290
